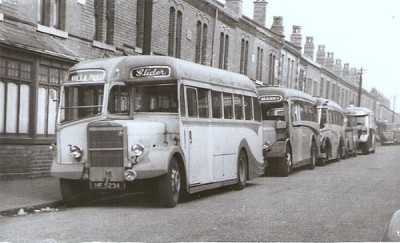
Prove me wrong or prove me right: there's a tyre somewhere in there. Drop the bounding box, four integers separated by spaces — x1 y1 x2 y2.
233 150 248 190
158 157 181 208
277 145 292 177
361 142 369 155
318 145 329 166
335 144 342 162
60 178 91 207
307 142 316 170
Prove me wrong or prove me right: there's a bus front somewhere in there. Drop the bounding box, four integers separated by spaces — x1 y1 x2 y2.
51 59 182 207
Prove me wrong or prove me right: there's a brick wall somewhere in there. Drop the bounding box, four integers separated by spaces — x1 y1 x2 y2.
0 145 55 180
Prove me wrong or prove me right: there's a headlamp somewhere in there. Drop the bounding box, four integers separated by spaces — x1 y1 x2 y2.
131 144 144 157
69 145 83 159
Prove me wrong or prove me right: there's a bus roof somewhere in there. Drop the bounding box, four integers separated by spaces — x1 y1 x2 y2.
315 97 343 111
257 86 316 103
344 106 374 116
66 55 257 92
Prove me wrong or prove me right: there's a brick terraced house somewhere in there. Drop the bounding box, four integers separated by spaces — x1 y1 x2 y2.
0 0 395 180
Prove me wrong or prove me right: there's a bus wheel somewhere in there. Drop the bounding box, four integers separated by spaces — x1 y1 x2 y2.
234 150 248 190
307 142 316 170
158 157 181 208
335 144 342 162
60 178 90 207
278 146 292 177
318 145 329 166
361 143 369 155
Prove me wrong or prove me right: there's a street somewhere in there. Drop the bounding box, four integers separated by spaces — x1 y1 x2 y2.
1 145 400 242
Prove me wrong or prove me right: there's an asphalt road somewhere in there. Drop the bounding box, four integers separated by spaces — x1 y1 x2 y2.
1 145 400 242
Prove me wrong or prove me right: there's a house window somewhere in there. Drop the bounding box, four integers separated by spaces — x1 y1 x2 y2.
268 54 276 85
0 58 32 135
239 39 249 75
256 47 263 81
219 33 229 70
38 0 66 30
195 21 208 64
168 7 182 58
94 0 115 44
37 65 66 135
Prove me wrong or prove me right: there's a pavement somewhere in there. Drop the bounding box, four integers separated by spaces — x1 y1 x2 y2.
0 176 64 216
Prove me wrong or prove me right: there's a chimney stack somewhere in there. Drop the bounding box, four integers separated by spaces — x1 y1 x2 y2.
290 25 302 47
316 45 326 66
325 52 334 70
334 59 342 75
271 16 284 35
253 0 267 27
225 0 243 17
304 36 314 60
343 63 350 79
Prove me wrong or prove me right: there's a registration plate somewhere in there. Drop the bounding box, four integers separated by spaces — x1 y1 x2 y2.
90 181 125 190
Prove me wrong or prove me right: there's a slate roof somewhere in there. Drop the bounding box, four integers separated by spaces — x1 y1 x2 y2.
0 21 82 61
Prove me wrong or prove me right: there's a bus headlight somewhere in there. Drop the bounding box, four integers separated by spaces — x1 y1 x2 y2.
68 145 83 159
131 144 144 157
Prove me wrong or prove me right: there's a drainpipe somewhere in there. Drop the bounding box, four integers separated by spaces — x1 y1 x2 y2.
143 0 153 55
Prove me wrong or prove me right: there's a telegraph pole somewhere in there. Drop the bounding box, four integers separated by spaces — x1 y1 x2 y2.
357 67 363 107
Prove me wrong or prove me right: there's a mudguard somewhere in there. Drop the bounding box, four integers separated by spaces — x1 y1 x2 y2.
133 146 185 179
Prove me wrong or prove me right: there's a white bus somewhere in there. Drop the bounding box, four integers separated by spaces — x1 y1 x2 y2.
316 97 347 165
51 55 265 207
257 87 324 176
344 106 377 154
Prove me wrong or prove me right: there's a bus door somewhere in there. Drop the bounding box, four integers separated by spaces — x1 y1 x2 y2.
290 101 309 164
182 86 213 185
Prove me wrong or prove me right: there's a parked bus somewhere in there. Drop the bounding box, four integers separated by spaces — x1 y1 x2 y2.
257 87 324 176
316 97 347 164
51 55 265 207
344 106 377 154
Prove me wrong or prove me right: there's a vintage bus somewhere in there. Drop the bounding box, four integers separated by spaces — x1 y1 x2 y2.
257 87 324 177
316 97 347 164
51 55 265 207
344 106 377 154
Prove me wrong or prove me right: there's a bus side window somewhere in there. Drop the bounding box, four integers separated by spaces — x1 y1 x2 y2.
253 97 261 122
291 102 299 122
187 87 198 117
108 85 129 114
244 96 253 120
234 94 243 120
223 93 233 119
198 88 209 118
212 91 222 118
180 84 185 116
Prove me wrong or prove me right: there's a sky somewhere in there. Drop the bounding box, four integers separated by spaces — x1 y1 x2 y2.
219 0 400 112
